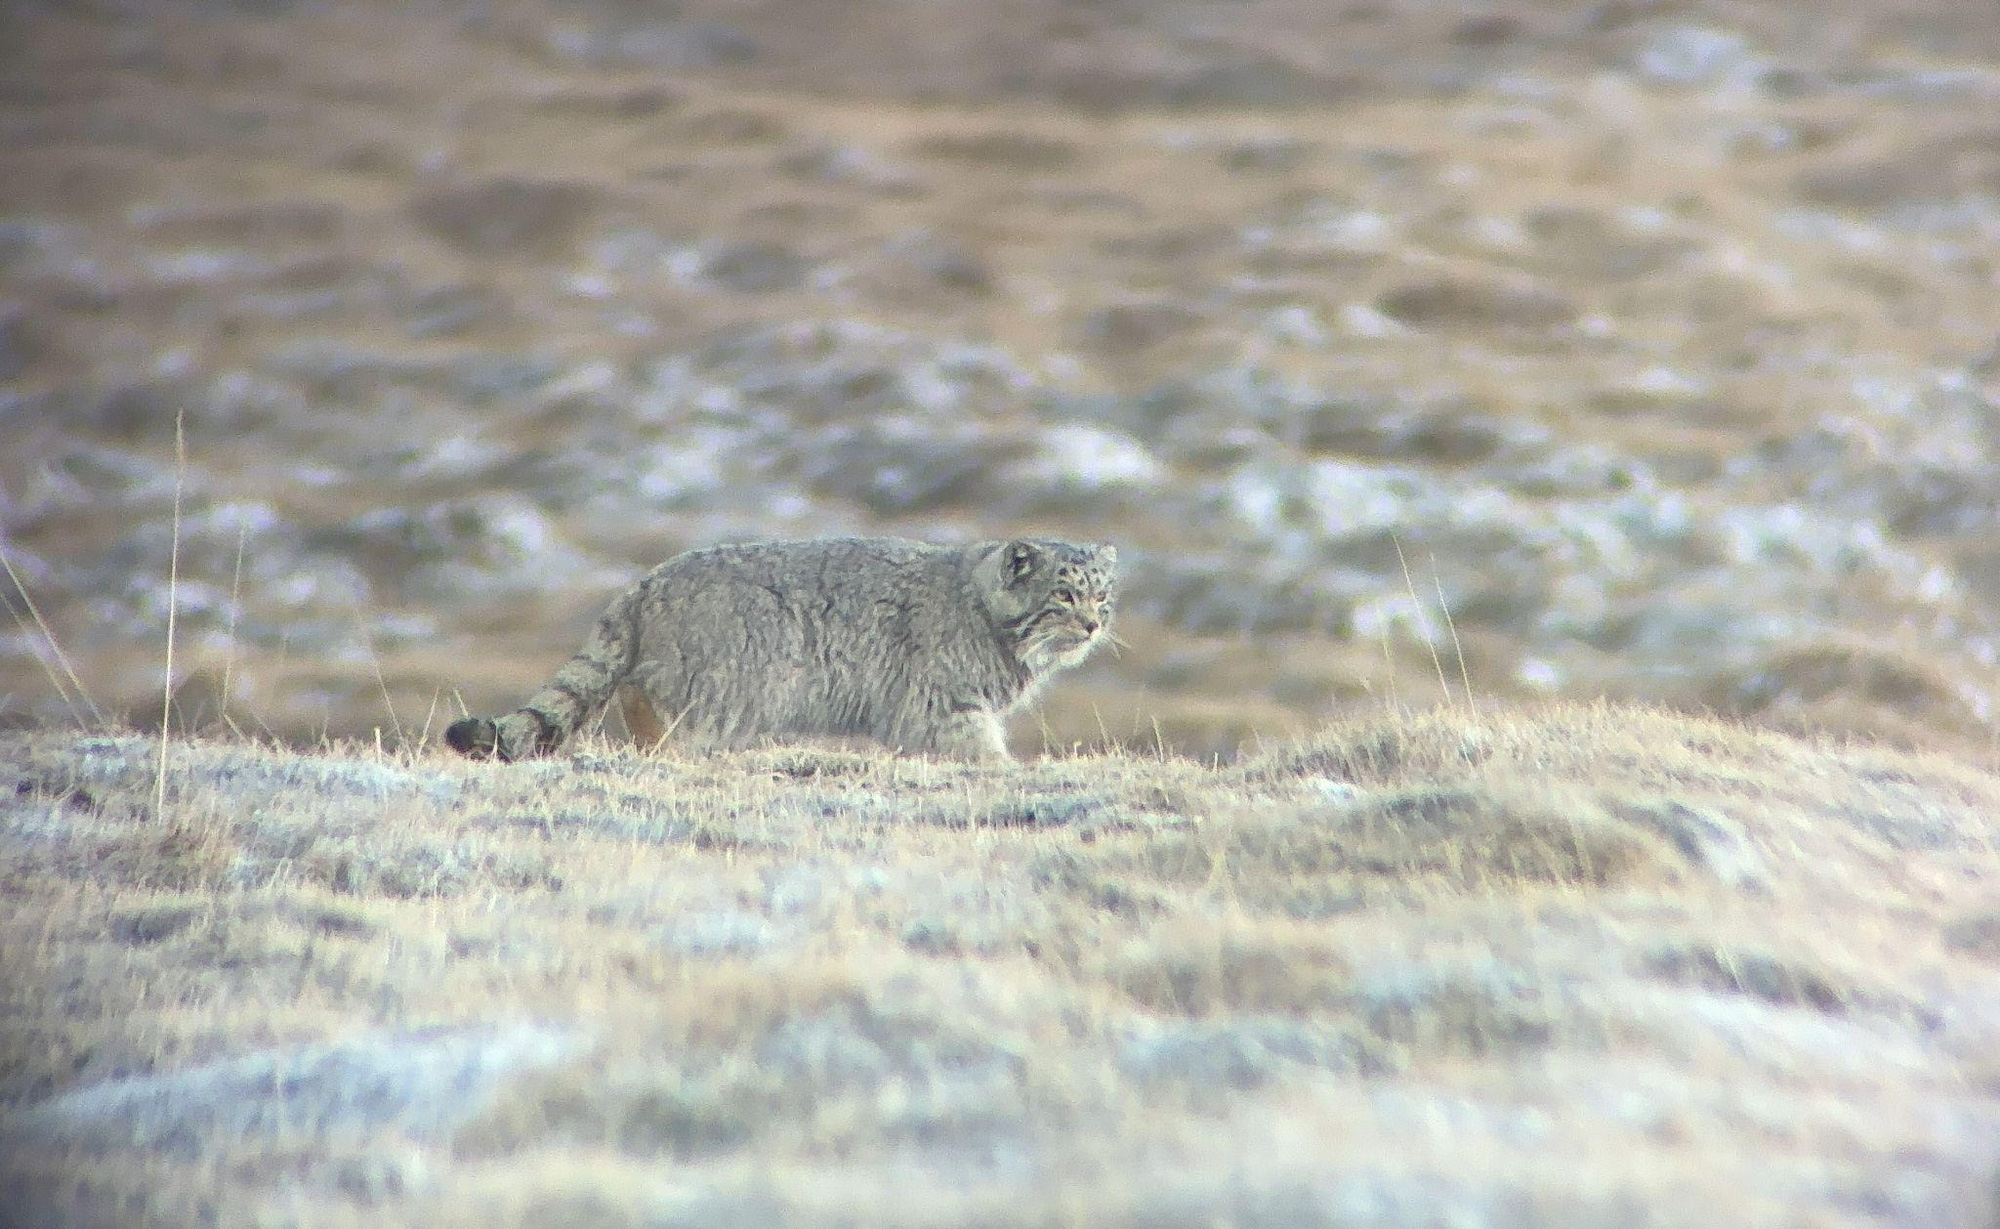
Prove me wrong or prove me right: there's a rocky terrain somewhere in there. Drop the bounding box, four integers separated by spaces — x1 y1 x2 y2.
4 0 2000 760
2 708 1998 1226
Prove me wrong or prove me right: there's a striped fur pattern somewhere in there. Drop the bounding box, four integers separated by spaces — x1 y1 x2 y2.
444 536 1116 762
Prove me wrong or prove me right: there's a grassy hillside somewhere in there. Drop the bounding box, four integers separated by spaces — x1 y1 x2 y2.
8 0 2000 760
3 704 1998 1227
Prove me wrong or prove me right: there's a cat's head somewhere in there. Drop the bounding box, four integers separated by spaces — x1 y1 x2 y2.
976 539 1118 672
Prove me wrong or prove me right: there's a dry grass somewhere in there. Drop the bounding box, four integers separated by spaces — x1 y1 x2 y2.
2 703 1997 1227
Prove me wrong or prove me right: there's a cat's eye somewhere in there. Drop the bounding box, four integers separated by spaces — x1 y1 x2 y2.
1052 586 1077 604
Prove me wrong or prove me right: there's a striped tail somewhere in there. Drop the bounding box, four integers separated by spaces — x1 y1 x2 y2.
445 588 642 762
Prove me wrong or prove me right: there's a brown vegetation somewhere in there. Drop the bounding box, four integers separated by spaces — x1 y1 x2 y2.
6 0 2000 762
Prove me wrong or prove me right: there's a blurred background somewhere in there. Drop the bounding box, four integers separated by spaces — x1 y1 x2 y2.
2 0 1998 761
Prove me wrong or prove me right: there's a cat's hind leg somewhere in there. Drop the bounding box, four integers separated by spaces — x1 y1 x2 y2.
618 684 667 750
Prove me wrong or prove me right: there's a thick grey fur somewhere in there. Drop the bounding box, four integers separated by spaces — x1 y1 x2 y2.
444 536 1117 762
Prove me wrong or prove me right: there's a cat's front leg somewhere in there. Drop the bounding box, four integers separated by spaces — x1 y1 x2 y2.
921 709 1012 762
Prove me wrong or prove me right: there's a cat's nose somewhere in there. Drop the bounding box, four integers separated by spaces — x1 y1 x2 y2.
1080 619 1100 635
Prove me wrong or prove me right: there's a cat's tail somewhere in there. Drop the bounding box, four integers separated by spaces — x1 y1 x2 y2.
444 586 643 762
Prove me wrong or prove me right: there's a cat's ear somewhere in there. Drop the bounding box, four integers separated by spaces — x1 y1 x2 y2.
1095 544 1117 568
1003 540 1043 581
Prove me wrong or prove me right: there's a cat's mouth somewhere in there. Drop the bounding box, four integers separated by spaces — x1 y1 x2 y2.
1034 624 1101 666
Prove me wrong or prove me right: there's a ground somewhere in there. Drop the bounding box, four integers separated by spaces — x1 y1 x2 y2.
2 706 1998 1226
